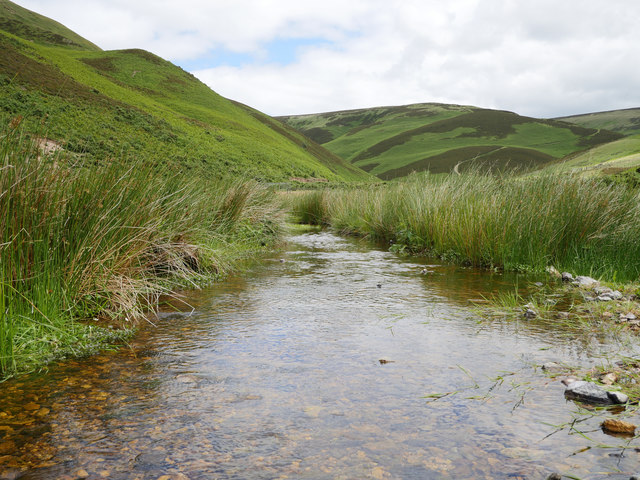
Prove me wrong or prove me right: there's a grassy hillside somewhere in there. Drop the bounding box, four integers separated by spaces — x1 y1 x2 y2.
0 2 370 182
557 108 640 137
0 0 100 50
280 103 623 180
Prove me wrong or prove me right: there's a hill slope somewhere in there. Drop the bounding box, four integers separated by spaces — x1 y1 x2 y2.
0 0 99 50
280 103 623 180
0 1 370 182
557 108 640 137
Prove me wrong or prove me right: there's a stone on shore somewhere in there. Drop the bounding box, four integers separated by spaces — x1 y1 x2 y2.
561 272 574 282
564 380 627 405
573 276 599 288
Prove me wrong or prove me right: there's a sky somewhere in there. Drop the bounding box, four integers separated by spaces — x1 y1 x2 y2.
13 0 640 118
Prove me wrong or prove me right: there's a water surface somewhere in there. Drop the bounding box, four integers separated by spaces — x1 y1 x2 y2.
1 232 639 479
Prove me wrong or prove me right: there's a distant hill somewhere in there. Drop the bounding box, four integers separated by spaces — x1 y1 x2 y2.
556 108 640 137
0 0 370 182
280 104 623 180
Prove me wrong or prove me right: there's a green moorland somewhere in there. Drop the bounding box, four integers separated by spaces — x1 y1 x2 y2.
0 0 100 51
557 107 640 137
289 172 640 283
0 1 369 182
280 103 623 180
540 135 640 178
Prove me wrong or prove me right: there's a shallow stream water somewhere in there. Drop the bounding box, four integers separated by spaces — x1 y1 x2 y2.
1 231 639 479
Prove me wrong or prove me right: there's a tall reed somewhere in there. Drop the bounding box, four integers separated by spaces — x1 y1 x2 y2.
0 117 283 377
288 172 640 282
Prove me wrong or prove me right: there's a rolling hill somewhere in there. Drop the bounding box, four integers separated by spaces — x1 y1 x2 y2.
557 108 640 137
280 103 623 180
0 0 370 182
537 108 640 183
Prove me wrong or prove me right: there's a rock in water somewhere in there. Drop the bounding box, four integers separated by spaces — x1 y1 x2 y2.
564 381 612 404
601 418 636 435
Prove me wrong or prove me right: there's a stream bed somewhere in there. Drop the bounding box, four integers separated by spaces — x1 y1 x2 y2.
1 231 639 479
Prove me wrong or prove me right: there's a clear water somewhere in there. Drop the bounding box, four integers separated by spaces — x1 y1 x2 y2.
1 231 639 479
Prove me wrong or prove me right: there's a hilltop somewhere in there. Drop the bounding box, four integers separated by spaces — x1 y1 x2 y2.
0 0 370 182
280 103 623 180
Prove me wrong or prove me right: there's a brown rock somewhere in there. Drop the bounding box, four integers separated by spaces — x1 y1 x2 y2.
601 418 636 435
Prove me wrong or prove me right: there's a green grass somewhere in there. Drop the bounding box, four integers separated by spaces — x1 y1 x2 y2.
0 119 285 378
281 104 623 180
288 172 640 282
557 108 640 137
0 12 371 183
542 135 640 175
0 0 100 50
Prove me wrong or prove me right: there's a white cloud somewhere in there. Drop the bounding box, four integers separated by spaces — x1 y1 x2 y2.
13 0 640 117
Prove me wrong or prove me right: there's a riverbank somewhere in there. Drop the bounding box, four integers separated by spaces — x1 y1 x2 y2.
287 172 640 282
0 122 285 379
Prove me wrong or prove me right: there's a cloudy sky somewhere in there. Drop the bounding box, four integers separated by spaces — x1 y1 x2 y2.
14 0 640 118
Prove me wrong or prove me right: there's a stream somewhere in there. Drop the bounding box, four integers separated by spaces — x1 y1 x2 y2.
1 231 639 479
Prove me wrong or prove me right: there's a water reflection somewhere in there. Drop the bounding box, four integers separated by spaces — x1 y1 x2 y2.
1 231 639 479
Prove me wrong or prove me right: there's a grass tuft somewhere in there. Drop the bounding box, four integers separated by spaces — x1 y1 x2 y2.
287 171 640 282
0 118 284 378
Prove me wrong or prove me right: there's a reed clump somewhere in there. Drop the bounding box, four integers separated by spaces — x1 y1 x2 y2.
288 172 640 282
0 118 283 377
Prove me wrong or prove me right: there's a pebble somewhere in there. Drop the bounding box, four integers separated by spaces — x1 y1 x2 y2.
541 362 564 373
561 377 578 386
597 295 614 302
601 373 618 385
620 313 637 322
